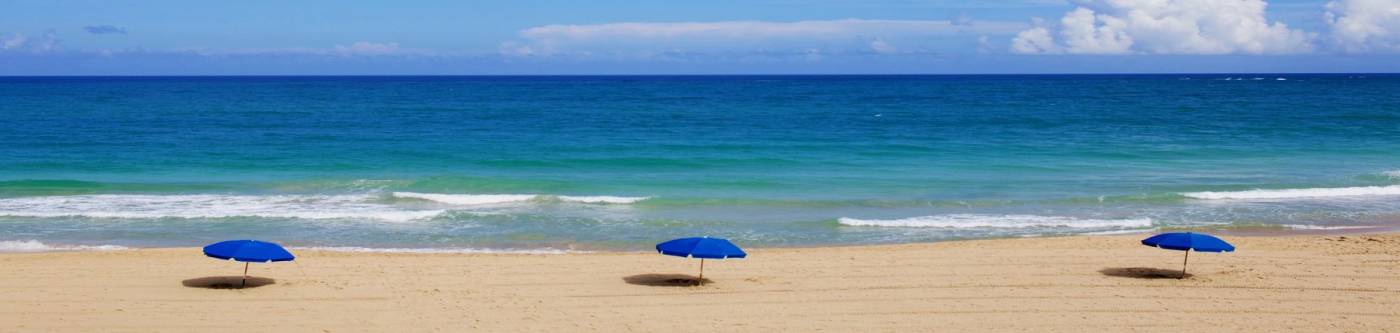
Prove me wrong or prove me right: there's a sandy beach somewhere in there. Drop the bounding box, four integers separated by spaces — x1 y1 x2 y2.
2 233 1398 332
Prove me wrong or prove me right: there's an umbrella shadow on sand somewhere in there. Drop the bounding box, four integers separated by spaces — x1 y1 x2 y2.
182 276 277 289
1099 267 1193 279
623 274 713 287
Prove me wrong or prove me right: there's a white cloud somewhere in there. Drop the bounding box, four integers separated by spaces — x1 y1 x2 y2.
1 34 26 50
497 41 552 57
977 35 995 53
1 30 59 53
176 41 423 57
519 19 1023 41
1326 0 1400 53
1058 7 1133 54
505 19 1025 58
1010 27 1059 53
1011 0 1314 54
332 42 401 56
868 38 897 54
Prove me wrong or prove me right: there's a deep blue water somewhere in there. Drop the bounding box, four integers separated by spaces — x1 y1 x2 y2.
2 75 1398 252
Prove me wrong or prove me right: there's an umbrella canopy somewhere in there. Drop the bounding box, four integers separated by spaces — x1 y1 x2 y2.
202 240 295 288
203 240 295 263
1140 232 1233 278
657 237 747 259
1141 232 1235 252
656 237 745 284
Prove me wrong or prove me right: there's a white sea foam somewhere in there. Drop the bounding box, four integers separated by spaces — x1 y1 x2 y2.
555 195 651 204
293 246 579 255
392 192 537 205
0 192 648 222
392 192 650 205
1282 224 1378 231
1181 185 1400 200
0 194 444 222
1078 229 1156 236
0 240 128 252
1384 170 1400 179
838 214 1153 229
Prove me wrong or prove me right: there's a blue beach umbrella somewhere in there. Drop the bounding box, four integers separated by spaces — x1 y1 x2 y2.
1141 232 1234 278
203 240 296 288
656 237 746 283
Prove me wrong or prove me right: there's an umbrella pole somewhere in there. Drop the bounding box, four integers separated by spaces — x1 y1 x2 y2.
242 262 249 288
1180 250 1190 279
698 258 705 285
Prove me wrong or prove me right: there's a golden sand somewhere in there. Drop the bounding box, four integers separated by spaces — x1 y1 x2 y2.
2 233 1398 332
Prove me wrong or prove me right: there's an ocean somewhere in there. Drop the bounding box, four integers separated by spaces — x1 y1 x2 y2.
2 74 1398 252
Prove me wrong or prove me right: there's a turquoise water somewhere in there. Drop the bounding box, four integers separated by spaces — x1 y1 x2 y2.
2 75 1399 252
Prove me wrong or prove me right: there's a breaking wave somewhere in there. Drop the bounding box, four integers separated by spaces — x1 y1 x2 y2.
838 214 1153 229
0 240 128 252
1282 224 1380 231
1181 185 1400 200
0 194 444 222
0 192 651 222
391 192 650 205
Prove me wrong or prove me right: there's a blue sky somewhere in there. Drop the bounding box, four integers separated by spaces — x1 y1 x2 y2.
1 0 1396 74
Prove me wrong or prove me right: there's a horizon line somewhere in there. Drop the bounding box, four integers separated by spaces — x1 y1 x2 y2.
1 72 1396 78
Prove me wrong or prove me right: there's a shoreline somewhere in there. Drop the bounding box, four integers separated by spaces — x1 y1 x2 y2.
4 225 1397 255
3 232 1398 331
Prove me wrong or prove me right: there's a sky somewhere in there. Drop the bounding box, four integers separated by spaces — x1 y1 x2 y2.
1 0 1396 75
